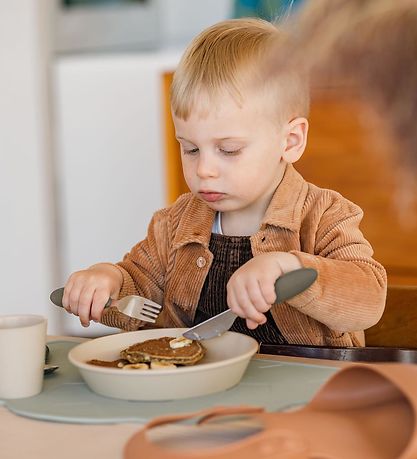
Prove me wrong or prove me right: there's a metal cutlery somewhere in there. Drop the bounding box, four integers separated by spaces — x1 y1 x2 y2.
44 364 59 375
183 267 318 341
44 345 59 375
49 288 163 327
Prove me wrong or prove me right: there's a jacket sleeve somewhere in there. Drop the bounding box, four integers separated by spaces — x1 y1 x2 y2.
288 199 387 332
113 209 170 308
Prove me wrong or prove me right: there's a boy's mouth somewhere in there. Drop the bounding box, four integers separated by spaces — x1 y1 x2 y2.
199 191 225 203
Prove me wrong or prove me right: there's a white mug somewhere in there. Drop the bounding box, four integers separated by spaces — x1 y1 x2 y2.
0 314 47 399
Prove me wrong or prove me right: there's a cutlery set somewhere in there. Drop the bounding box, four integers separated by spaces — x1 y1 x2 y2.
50 267 317 340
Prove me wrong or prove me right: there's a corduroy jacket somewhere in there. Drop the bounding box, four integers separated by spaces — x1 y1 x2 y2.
115 164 387 347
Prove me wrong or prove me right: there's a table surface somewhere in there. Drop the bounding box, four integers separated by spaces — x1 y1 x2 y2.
0 336 345 459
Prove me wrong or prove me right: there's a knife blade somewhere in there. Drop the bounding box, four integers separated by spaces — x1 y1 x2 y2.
183 267 318 341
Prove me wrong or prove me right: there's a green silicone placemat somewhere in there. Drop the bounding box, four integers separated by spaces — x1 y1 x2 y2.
0 340 338 424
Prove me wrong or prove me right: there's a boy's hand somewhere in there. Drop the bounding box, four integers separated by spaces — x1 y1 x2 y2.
226 252 302 330
62 263 123 327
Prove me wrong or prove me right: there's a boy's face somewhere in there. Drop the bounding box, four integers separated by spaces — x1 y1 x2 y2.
173 90 290 216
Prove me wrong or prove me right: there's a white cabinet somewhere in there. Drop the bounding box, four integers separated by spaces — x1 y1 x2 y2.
53 51 181 336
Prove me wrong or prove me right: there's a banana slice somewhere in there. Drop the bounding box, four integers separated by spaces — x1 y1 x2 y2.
122 363 149 370
150 361 177 370
169 336 192 349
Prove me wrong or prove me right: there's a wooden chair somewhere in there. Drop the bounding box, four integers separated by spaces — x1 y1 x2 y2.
365 286 417 348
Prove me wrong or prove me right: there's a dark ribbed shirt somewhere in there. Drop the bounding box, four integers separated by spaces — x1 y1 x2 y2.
193 233 287 345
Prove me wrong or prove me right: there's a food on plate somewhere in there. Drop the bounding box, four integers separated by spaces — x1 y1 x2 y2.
150 361 177 370
86 336 205 369
169 336 193 349
122 363 149 370
120 336 205 366
87 358 128 368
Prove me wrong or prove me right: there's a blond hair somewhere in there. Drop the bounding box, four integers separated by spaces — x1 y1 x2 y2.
171 18 309 121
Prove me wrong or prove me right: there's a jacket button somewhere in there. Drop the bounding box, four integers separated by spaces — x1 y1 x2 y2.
196 256 207 268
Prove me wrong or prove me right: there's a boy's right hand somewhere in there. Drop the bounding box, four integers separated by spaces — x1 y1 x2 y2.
62 263 123 327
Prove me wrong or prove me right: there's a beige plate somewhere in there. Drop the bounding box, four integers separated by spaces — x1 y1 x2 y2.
68 328 258 401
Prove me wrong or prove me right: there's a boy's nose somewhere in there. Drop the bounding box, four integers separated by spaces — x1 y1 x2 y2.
196 152 219 178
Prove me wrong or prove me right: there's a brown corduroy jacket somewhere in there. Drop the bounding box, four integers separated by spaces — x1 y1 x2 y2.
115 165 387 347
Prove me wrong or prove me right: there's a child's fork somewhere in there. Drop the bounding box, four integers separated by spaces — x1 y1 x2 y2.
102 295 162 323
50 288 163 327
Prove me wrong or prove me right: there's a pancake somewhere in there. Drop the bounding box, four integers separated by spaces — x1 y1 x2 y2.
87 358 128 368
120 336 205 366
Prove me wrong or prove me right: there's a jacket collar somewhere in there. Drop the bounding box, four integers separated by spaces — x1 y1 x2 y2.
173 195 216 250
173 164 307 249
260 164 308 232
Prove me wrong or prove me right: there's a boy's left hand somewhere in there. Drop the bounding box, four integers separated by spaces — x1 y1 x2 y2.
226 252 302 330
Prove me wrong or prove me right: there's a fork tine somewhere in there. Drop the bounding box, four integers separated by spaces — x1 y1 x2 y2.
139 309 159 319
143 300 162 310
138 314 157 323
143 303 162 313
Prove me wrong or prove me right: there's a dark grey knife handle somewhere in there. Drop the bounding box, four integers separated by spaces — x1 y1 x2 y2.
274 268 317 303
49 288 112 308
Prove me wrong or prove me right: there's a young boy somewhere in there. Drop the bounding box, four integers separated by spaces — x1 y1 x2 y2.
62 18 387 346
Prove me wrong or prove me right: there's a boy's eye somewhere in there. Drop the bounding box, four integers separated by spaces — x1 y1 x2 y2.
219 148 241 155
183 147 199 155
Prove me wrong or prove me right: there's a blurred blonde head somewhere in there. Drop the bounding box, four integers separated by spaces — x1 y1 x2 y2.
279 0 417 220
171 18 309 123
287 0 417 172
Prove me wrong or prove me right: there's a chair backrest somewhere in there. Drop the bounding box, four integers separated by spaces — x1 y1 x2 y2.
296 91 417 286
365 285 417 348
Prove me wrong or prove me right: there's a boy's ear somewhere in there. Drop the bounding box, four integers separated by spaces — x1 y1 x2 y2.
282 117 309 163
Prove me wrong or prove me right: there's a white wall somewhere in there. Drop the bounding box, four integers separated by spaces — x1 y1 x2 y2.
0 1 58 332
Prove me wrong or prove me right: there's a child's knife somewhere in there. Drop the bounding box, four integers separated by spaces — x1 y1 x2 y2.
182 267 318 341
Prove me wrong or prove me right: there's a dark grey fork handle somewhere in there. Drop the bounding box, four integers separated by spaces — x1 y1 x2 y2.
275 267 318 303
49 288 112 308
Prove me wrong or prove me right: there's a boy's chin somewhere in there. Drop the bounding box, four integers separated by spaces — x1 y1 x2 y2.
201 200 223 211
199 200 231 214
